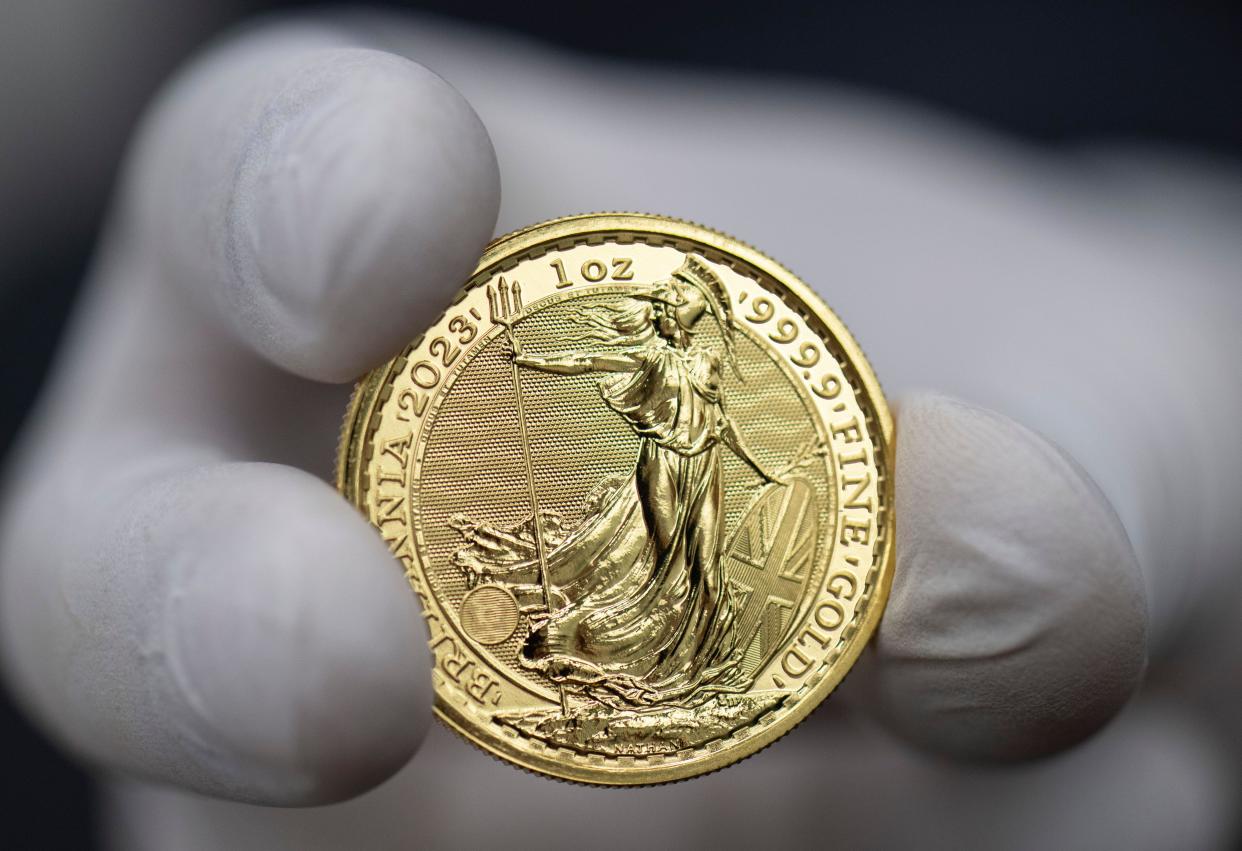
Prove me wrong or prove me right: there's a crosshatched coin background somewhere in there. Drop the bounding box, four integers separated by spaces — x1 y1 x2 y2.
2 1 1239 846
417 290 834 685
416 289 832 698
336 214 895 784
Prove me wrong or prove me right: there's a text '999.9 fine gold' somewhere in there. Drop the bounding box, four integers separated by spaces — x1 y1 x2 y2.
337 214 893 785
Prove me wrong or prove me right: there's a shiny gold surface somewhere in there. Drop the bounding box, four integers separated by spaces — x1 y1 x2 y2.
338 214 893 784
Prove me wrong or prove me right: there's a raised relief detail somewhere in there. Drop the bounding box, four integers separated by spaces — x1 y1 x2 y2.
338 214 893 785
448 257 810 754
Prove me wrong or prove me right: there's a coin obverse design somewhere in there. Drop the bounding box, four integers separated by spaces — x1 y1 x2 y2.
338 214 893 785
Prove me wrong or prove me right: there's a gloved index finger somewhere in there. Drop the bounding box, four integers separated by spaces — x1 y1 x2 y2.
127 22 500 382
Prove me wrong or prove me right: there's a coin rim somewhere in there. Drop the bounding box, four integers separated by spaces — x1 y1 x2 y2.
337 213 894 785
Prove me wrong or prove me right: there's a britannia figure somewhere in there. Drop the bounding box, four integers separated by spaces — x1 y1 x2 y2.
458 257 779 708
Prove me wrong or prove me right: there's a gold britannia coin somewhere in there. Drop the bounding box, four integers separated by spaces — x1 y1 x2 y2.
338 214 893 784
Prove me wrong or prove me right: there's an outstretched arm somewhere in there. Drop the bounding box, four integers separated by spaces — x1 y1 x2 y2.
719 414 781 484
513 349 642 375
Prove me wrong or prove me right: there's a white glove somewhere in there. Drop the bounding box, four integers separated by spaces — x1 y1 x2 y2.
3 11 1239 848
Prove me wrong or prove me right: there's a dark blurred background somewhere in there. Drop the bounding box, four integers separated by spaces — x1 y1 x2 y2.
2 1 1240 846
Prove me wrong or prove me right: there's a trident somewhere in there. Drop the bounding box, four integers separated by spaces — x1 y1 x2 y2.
488 278 570 715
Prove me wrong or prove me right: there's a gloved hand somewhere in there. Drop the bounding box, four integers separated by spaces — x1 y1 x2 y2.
3 12 1239 849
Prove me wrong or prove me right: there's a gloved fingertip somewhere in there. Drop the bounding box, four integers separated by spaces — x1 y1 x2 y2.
850 392 1148 762
142 464 429 804
228 47 499 381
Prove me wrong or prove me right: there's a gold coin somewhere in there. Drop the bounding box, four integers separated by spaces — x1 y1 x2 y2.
459 585 521 646
338 213 893 785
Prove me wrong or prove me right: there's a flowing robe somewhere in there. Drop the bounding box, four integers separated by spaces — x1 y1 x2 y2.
486 342 741 707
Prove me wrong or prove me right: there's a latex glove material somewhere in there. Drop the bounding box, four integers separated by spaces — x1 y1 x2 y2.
0 26 500 805
3 11 1238 840
359 13 1242 656
104 701 1237 851
860 394 1145 760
